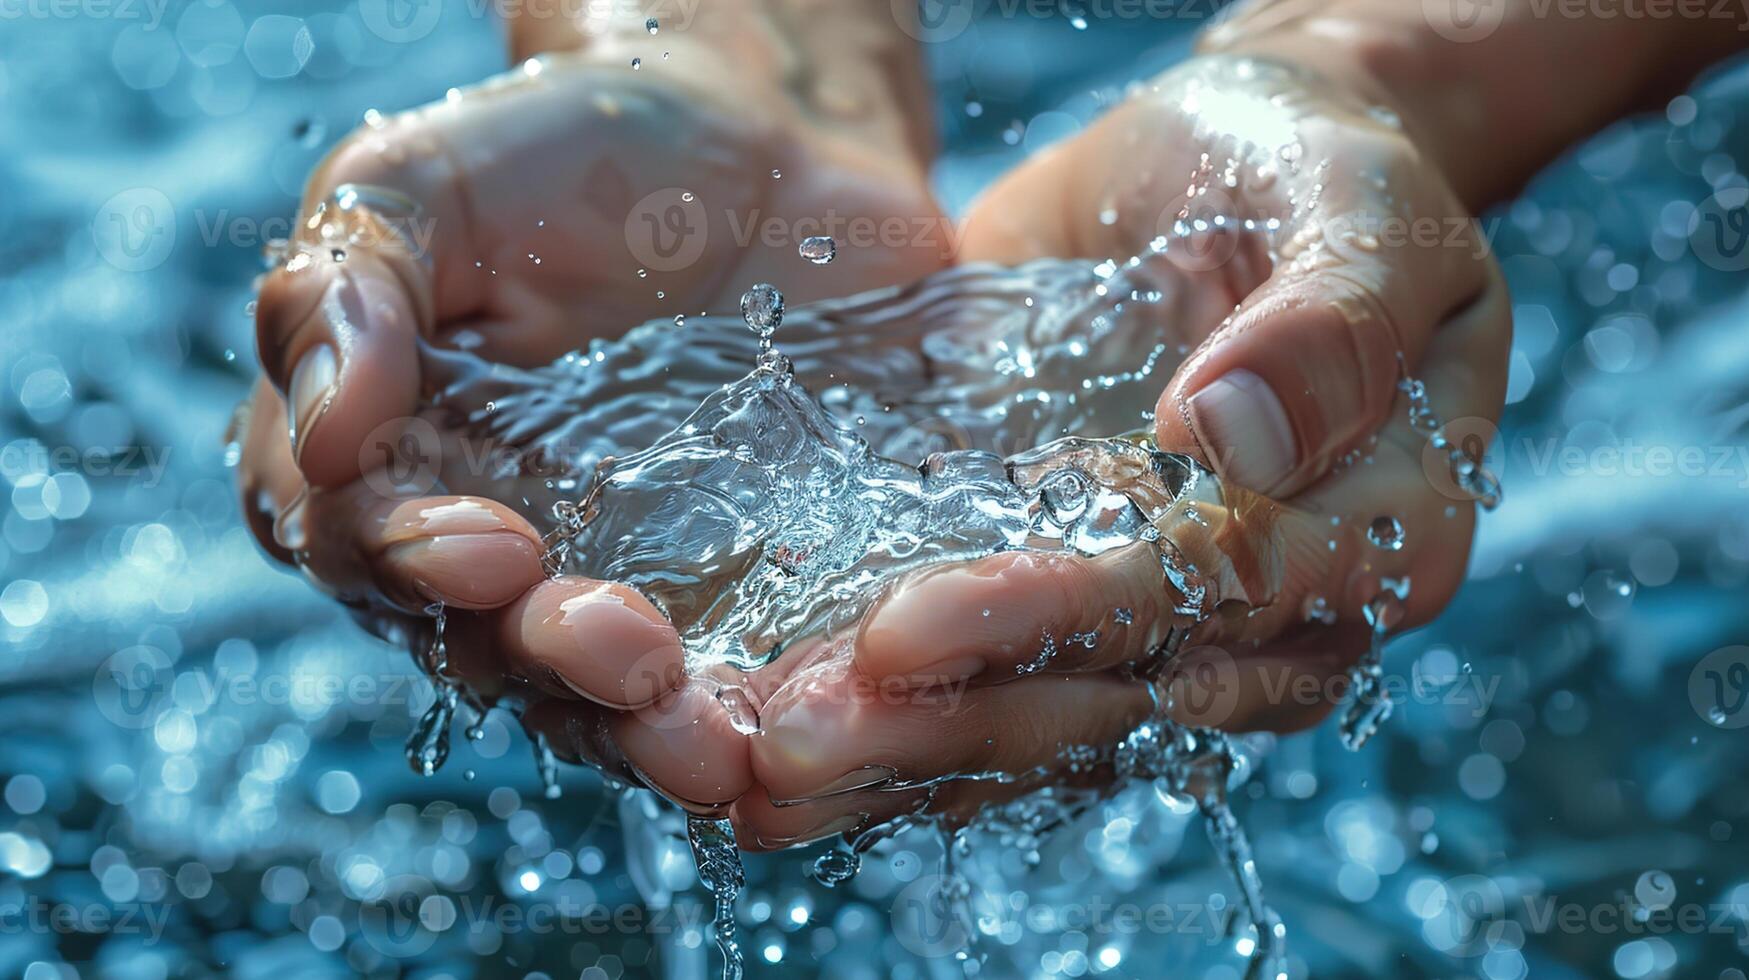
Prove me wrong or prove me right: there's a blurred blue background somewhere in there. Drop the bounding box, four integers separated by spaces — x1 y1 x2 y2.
3 2 1749 978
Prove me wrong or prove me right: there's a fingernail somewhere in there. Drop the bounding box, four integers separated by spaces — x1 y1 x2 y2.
273 487 309 552
1187 369 1297 494
523 581 684 708
384 534 542 609
757 813 868 848
381 498 520 543
288 343 337 461
812 765 898 798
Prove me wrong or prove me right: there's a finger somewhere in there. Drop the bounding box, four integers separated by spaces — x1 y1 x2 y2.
294 488 547 612
255 193 435 490
497 576 685 710
1156 195 1501 499
853 542 1180 686
608 676 757 814
1310 269 1511 631
235 378 301 566
751 662 1153 805
730 782 931 852
522 695 639 784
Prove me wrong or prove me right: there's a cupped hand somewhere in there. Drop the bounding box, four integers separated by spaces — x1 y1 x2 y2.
733 51 1511 847
236 3 947 814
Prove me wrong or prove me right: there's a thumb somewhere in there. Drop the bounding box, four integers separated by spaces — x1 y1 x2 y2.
1155 213 1497 498
255 141 460 490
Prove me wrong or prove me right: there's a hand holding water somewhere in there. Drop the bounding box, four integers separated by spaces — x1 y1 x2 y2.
731 45 1521 844
234 1 949 812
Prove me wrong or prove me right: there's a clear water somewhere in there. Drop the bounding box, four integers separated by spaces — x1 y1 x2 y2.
427 251 1501 978
7 6 1749 979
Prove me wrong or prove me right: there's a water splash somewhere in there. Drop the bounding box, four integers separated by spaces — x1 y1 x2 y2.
426 258 1491 978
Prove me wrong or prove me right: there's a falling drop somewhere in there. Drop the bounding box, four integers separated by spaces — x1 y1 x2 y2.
740 283 785 341
810 847 861 886
645 16 658 33
771 169 782 179
533 732 561 798
1366 515 1405 551
798 236 836 265
631 57 641 70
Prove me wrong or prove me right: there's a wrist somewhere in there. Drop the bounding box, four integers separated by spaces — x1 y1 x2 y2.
1200 1 1749 210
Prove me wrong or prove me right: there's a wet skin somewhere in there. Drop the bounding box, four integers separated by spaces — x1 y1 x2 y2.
238 8 1511 848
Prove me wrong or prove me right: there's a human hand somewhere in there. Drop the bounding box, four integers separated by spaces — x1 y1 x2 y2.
732 50 1513 846
235 1 948 813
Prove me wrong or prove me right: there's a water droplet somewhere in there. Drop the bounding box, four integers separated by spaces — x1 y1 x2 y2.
630 57 641 70
798 236 836 265
716 685 761 735
1366 515 1405 551
810 848 860 886
740 283 785 337
770 169 782 179
645 17 659 33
